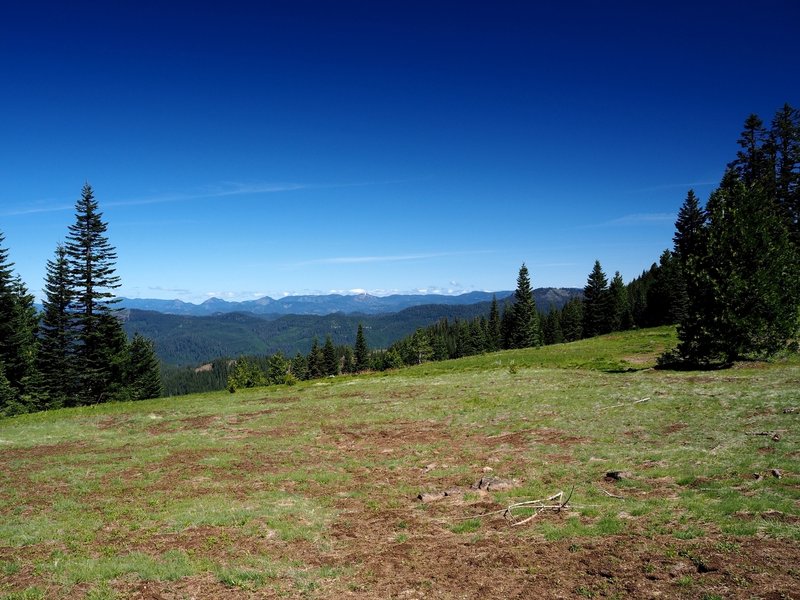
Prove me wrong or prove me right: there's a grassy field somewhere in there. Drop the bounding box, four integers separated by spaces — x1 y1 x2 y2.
1 326 798 599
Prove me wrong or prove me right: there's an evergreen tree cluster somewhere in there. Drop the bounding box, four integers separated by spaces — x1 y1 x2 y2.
224 326 378 393
0 184 161 416
667 105 800 365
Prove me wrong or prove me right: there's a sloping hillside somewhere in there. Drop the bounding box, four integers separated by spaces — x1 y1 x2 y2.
1 328 798 599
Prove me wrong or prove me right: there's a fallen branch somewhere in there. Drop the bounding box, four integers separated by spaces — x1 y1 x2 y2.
501 487 576 527
598 486 625 500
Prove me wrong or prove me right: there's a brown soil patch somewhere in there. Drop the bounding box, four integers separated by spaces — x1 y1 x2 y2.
662 422 688 434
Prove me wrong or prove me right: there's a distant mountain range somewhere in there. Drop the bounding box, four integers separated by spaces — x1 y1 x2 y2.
119 288 581 365
117 291 516 316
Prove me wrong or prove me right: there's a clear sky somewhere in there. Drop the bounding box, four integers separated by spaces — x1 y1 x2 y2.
1 1 798 303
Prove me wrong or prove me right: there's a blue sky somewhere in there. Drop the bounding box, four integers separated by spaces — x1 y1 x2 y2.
1 1 798 303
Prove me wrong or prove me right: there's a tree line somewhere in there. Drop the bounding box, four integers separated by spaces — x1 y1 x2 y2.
0 184 161 416
198 100 800 393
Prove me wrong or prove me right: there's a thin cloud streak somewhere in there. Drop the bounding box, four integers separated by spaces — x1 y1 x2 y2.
292 250 493 268
0 179 406 217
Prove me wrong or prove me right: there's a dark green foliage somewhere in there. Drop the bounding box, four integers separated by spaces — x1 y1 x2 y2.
290 352 309 380
670 106 800 365
64 184 127 404
705 180 799 360
506 264 539 348
341 346 355 374
582 261 611 338
127 333 162 400
266 351 289 384
542 308 564 345
608 271 632 332
37 245 75 408
559 297 583 342
769 104 800 242
487 295 501 351
0 235 39 414
227 356 266 392
322 335 338 376
354 323 369 371
307 338 324 379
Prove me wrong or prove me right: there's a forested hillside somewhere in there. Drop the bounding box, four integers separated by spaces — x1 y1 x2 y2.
123 287 579 366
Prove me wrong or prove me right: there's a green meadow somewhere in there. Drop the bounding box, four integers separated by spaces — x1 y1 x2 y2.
1 327 798 599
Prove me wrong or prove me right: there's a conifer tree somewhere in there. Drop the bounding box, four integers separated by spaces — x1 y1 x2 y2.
37 244 75 408
322 335 338 376
487 295 502 351
607 272 630 332
127 333 162 400
307 337 324 379
354 323 369 371
290 352 309 380
507 263 539 348
64 184 125 403
560 297 583 342
705 179 799 360
0 236 38 412
582 260 610 338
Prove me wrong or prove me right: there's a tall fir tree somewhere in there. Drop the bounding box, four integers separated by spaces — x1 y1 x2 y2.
322 335 338 376
607 271 631 332
64 184 125 404
768 104 800 243
354 323 370 371
126 333 162 400
487 295 502 351
37 244 75 408
307 337 324 379
705 178 799 360
582 260 611 338
0 234 39 412
507 263 539 348
560 297 584 342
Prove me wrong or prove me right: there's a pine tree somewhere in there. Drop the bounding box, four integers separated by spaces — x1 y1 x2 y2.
307 337 324 379
266 351 289 384
769 104 800 243
322 335 338 376
127 333 162 400
582 261 611 338
507 263 539 348
607 272 630 332
487 295 502 351
64 184 124 404
38 244 75 408
560 297 583 342
354 323 369 371
290 352 309 380
0 232 39 413
705 179 799 360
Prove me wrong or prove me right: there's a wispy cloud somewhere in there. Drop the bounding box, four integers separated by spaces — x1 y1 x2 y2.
1 179 405 217
291 250 493 268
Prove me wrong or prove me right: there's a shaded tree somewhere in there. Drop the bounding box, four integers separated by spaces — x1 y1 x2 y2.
37 244 75 408
507 263 539 348
64 184 124 404
354 323 369 371
127 333 162 400
582 260 610 337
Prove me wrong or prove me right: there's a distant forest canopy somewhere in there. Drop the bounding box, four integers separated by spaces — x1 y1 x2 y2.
120 287 579 365
2 104 798 409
